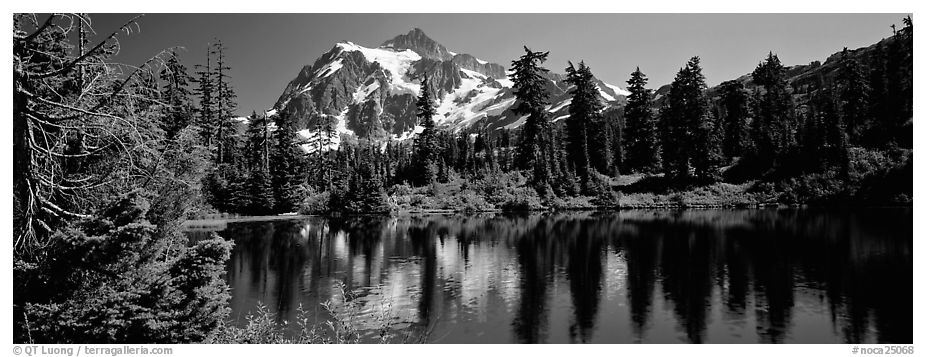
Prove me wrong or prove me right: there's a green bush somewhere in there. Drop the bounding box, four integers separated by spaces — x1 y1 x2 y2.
299 189 331 214
15 190 232 343
210 281 429 344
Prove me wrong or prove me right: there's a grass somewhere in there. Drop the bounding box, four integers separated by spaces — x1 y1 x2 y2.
293 147 911 215
208 281 431 344
618 181 775 208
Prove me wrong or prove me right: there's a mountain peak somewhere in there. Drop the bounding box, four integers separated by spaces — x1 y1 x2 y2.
381 28 453 60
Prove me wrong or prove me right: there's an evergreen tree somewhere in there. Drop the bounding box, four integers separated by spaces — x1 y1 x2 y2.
19 191 232 343
564 61 595 179
193 46 215 148
835 47 871 145
158 50 195 141
717 80 751 159
510 47 556 193
330 144 390 213
882 15 913 147
211 40 239 165
685 58 723 180
867 41 890 147
270 110 306 213
750 52 795 169
244 111 275 215
412 74 441 185
14 14 232 343
606 109 624 177
659 57 722 181
623 67 660 173
805 88 848 175
564 61 614 185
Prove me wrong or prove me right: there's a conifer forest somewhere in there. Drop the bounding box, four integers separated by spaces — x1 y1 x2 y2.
12 13 913 345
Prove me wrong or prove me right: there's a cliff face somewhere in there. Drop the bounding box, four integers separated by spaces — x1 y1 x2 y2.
270 28 627 152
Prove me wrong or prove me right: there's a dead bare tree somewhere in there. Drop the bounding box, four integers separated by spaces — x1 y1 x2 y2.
13 13 170 254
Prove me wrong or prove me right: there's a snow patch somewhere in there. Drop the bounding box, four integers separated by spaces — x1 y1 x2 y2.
598 85 616 102
336 41 422 96
549 98 572 113
460 68 487 80
483 98 516 115
504 115 529 130
353 80 381 103
314 59 343 79
434 68 511 130
392 124 425 142
604 82 631 97
297 127 341 154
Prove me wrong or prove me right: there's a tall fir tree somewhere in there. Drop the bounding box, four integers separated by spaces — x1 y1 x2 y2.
331 144 390 213
244 111 275 215
717 80 751 160
270 110 306 213
685 58 723 180
835 47 871 145
211 40 239 165
623 67 660 173
158 50 195 141
805 87 849 176
193 46 215 147
883 16 913 147
867 41 890 147
659 57 721 181
412 74 441 185
510 47 556 194
750 52 795 169
564 61 595 179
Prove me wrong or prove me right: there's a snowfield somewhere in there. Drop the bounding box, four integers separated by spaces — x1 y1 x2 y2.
272 37 628 152
337 41 422 96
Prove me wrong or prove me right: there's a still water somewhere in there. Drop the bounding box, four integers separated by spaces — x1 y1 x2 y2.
190 208 911 343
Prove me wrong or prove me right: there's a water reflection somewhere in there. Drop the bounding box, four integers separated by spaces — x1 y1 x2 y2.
192 208 911 343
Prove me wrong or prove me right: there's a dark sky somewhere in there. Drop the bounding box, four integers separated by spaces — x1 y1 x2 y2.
90 13 904 116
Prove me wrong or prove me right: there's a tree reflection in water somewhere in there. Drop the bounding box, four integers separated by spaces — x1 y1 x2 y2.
194 208 910 343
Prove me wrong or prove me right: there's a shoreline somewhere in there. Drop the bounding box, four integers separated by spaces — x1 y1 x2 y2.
183 201 911 226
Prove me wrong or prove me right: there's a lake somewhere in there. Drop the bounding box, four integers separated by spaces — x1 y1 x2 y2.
189 208 912 343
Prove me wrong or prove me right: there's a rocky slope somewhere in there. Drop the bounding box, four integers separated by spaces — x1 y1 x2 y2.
268 28 629 152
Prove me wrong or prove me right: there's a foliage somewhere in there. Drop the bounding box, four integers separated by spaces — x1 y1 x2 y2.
510 47 557 190
329 145 394 214
623 67 660 173
716 80 751 160
750 52 795 168
270 110 308 213
659 57 722 182
299 188 332 215
835 47 871 144
412 75 442 185
15 191 232 343
209 281 430 344
564 61 599 178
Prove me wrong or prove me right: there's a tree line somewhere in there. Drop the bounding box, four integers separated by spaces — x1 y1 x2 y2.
202 16 911 214
12 13 912 343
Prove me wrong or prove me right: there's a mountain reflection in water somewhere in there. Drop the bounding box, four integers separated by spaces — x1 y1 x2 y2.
188 208 911 343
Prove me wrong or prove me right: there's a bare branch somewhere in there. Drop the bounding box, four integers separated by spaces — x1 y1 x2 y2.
19 13 57 43
31 15 144 80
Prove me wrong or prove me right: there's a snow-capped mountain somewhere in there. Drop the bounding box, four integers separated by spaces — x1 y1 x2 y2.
270 28 629 152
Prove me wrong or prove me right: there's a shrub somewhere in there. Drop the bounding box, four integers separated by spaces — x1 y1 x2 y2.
209 281 430 344
299 189 331 214
15 190 233 343
500 186 544 211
